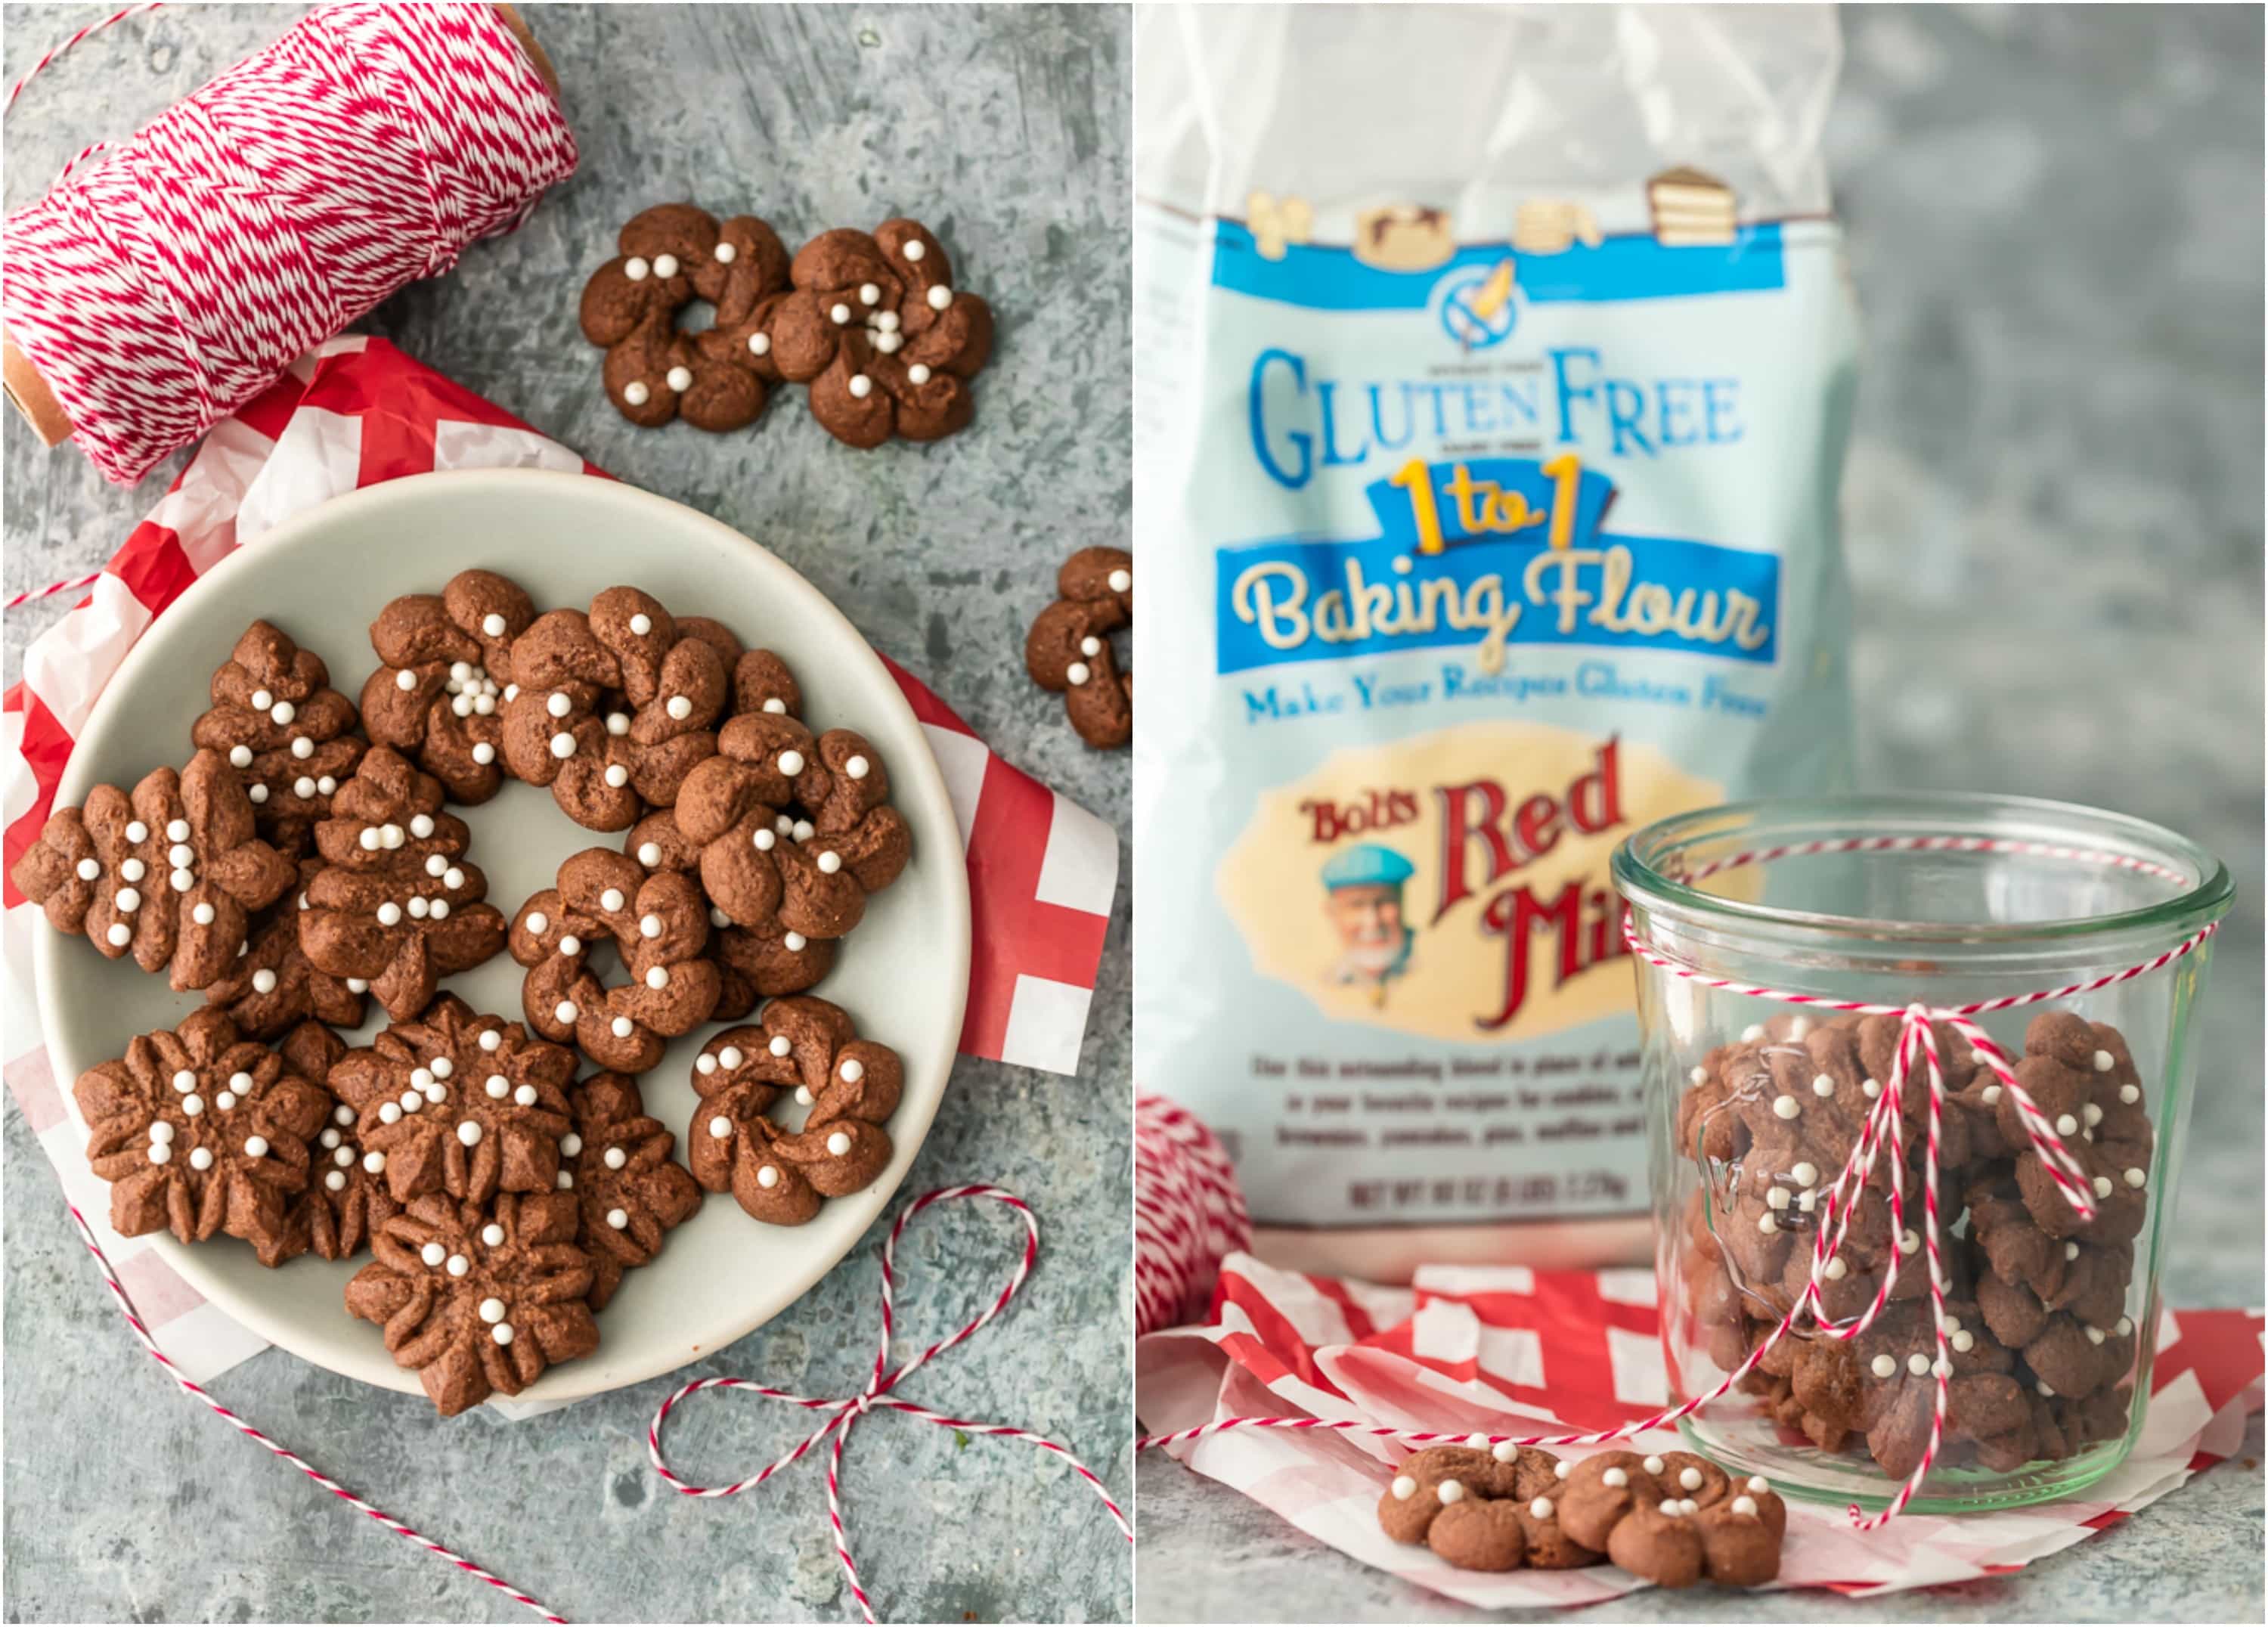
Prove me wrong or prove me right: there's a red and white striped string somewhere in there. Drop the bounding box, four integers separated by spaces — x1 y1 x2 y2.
1136 1093 1251 1336
2 1 575 485
5 2 162 111
646 1183 1132 1625
1138 835 2216 1529
65 1203 566 1624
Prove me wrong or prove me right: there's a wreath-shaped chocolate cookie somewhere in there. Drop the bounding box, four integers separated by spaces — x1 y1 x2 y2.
343 1190 599 1416
298 747 510 1022
674 714 910 941
579 203 795 432
509 848 723 1074
621 807 836 1009
768 218 995 447
499 589 731 832
1026 547 1131 748
191 620 366 855
360 569 538 804
686 996 902 1226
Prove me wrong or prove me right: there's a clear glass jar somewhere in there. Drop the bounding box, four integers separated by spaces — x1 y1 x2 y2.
1613 792 2231 1512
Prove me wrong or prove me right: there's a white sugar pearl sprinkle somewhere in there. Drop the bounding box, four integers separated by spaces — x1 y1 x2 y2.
1642 1456 1665 1475
625 382 653 408
903 239 926 262
1391 1476 1416 1501
514 1084 538 1107
2093 1175 2114 1198
720 1046 744 1068
600 888 625 911
172 1069 197 1092
646 966 669 990
666 366 693 392
1871 1353 1898 1378
1811 1074 1834 1097
826 1131 852 1156
457 1121 482 1146
550 733 575 758
1066 662 1092 686
150 1121 175 1145
714 241 737 264
472 742 496 764
291 737 314 761
1824 1257 1848 1280
1952 1329 1975 1353
107 923 132 946
116 888 143 913
166 820 188 841
640 914 663 938
1907 1353 1930 1376
1765 1188 1789 1210
1756 1213 1777 1235
907 362 931 386
841 1058 866 1083
380 1102 402 1124
1603 1467 1628 1488
927 284 953 310
752 828 775 851
479 1297 506 1324
784 931 807 951
624 256 650 280
1982 1084 2003 1105
126 821 149 842
1436 1480 1464 1505
485 1074 510 1099
1678 1467 1703 1490
709 1116 733 1139
830 303 850 324
417 1241 445 1266
325 1170 346 1191
555 1000 578 1023
654 253 679 277
1791 1162 1818 1187
1772 1096 1800 1120
2056 1114 2079 1136
768 1036 792 1058
1731 1495 1758 1517
376 902 402 927
446 1254 469 1278
665 695 692 721
76 857 103 882
606 1207 630 1230
559 934 581 956
363 1151 385 1173
2083 1103 2104 1127
817 851 841 875
747 332 770 357
696 1054 717 1075
757 1165 780 1188
2119 1083 2140 1105
795 1086 813 1107
777 750 804 776
604 1146 627 1170
2116 1316 2133 1336
612 1017 634 1038
559 1133 583 1157
251 968 277 995
2123 1167 2146 1187
1658 1499 1681 1517
848 373 872 399
2093 1049 2114 1072
1746 1477 1769 1493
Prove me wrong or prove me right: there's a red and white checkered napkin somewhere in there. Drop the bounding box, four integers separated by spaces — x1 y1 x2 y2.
1138 1254 2265 1604
2 335 1117 1384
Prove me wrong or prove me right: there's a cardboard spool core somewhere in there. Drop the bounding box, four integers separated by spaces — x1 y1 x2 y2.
2 3 561 451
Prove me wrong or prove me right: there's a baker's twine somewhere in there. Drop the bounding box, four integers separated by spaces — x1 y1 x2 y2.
645 1183 1132 1625
73 1183 1128 1623
65 1202 567 1624
2 1 575 485
1136 1092 1251 1335
1136 836 2216 1532
5 3 162 111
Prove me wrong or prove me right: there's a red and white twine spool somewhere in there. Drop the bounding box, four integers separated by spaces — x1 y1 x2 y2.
2 1 575 485
1138 836 2216 1531
1136 1092 1252 1336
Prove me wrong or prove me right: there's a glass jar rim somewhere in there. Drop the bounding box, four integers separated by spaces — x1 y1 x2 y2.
1613 790 2232 948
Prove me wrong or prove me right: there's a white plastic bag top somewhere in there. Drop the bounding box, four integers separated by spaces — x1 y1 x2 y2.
1136 2 1842 231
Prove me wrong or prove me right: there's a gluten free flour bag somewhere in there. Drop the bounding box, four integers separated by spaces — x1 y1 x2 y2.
1133 4 1859 1279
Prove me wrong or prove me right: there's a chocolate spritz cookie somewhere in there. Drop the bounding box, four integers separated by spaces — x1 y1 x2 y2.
581 203 797 432
298 747 510 1021
767 218 995 447
1026 547 1132 748
499 588 732 832
191 619 366 856
343 1190 599 1416
11 752 296 989
276 1020 400 1264
73 1007 332 1262
560 1071 703 1310
1678 1008 2153 1480
203 859 370 1040
510 848 723 1074
360 569 538 804
1378 1443 1786 1587
686 996 903 1226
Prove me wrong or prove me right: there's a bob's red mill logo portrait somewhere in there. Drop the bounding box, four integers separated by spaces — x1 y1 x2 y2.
1218 725 1722 1042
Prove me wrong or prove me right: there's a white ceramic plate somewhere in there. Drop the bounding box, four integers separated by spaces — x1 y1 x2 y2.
33 469 971 1407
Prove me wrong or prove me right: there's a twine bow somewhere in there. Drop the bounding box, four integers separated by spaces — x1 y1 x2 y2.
646 1182 1132 1623
1139 836 2214 1532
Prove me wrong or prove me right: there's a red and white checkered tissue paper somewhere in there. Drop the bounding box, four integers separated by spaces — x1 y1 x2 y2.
1138 1252 2264 1604
3 335 1118 1385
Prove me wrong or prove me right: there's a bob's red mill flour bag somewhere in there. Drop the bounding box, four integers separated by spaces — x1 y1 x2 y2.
1132 5 1859 1279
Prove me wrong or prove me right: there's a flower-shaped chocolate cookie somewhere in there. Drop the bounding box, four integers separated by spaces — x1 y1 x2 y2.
359 570 538 804
203 860 370 1040
73 1007 330 1260
579 204 796 432
621 808 835 1014
190 620 366 855
768 219 996 447
11 753 296 989
343 1191 599 1416
328 994 577 1207
675 716 910 939
509 849 722 1073
299 748 510 1021
687 996 902 1226
1026 547 1131 748
562 1072 703 1309
499 590 731 832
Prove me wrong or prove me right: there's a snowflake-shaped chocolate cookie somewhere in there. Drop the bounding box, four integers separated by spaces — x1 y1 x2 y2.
72 1007 330 1258
562 1071 703 1309
343 1191 600 1415
328 994 577 1207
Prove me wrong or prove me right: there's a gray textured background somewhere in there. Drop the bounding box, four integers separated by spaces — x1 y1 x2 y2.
2 5 1130 1622
1136 5 2266 1622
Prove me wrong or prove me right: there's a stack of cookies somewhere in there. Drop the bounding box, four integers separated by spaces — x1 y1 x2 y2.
1676 1009 2152 1480
15 570 919 1415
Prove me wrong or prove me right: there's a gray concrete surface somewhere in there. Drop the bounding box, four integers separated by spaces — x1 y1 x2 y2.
1133 5 2266 1622
2 5 1130 1622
